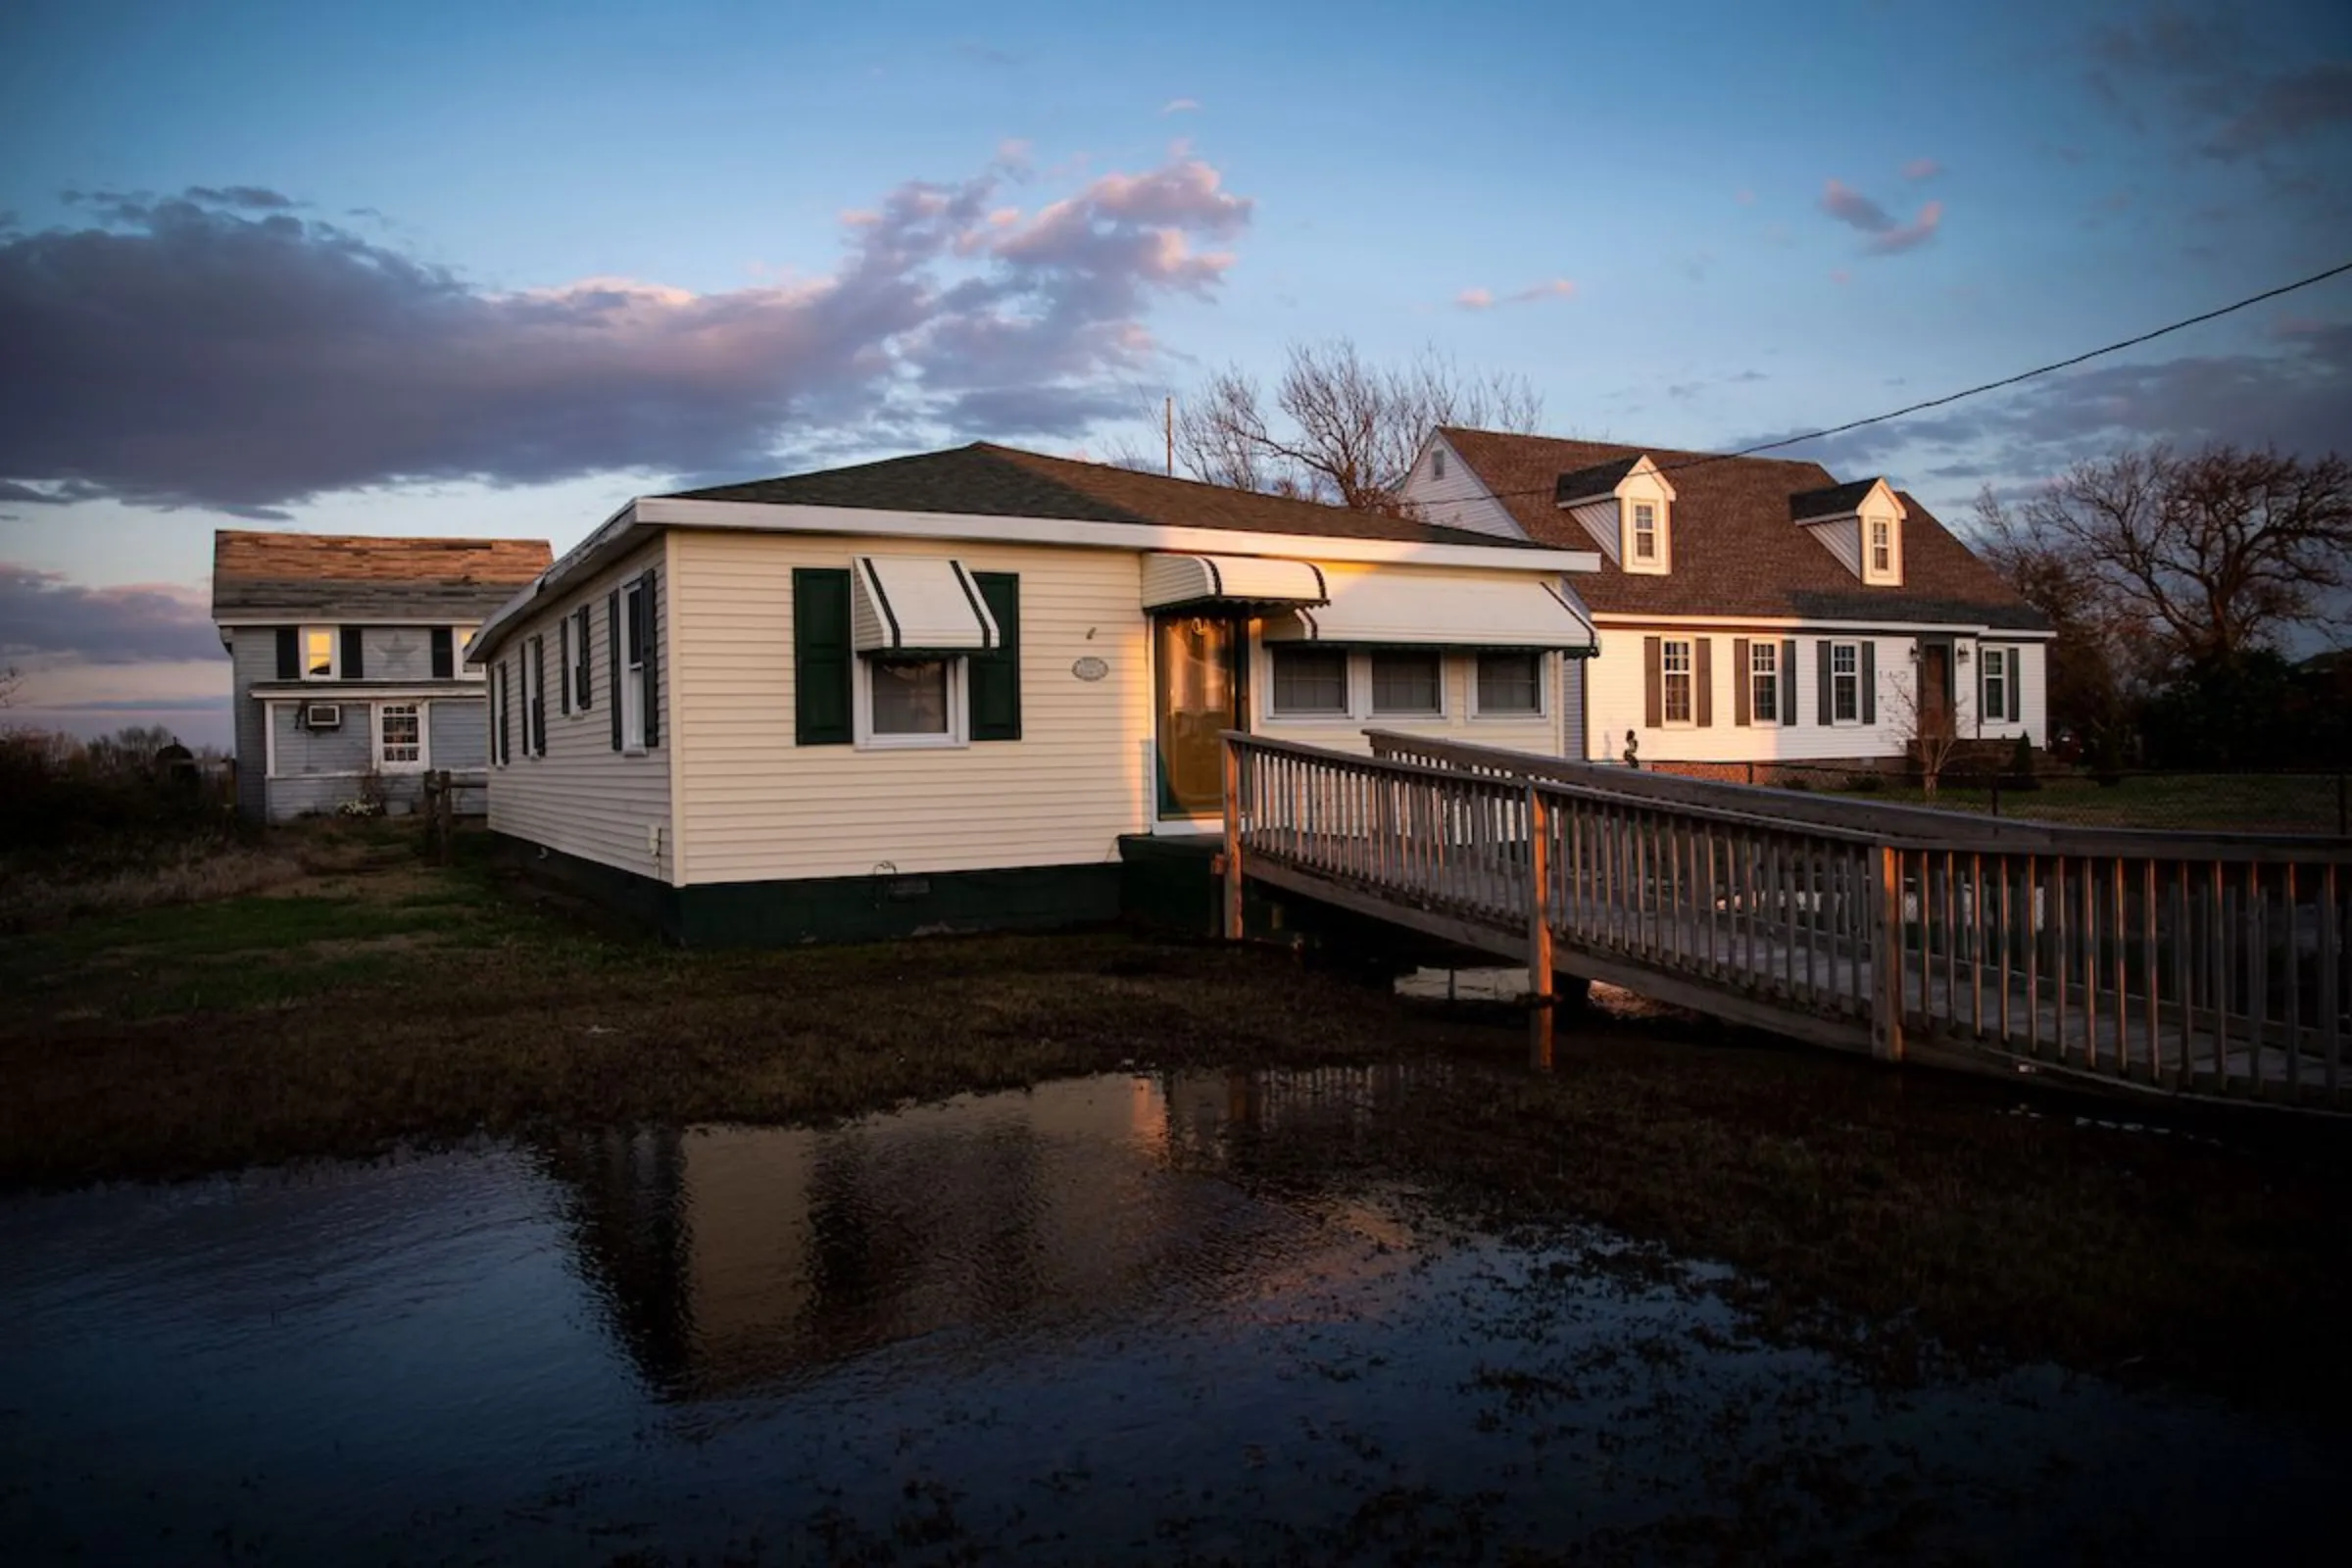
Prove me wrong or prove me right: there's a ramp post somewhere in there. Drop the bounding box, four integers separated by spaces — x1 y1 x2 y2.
1222 736 1244 941
1528 782 1555 1070
1876 843 1906 1061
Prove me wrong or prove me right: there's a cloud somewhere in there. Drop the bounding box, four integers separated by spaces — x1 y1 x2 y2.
1455 277 1574 311
1901 158 1943 181
2088 13 2352 169
1161 97 1200 114
185 185 298 210
1818 179 1943 255
0 154 1254 512
0 565 222 664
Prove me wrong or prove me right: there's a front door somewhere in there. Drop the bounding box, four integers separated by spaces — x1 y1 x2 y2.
1919 641 1952 734
1153 614 1244 819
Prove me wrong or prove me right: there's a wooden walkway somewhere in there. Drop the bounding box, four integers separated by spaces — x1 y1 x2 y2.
1219 732 2352 1109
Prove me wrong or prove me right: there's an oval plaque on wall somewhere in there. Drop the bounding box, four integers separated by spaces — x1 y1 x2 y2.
1071 656 1109 682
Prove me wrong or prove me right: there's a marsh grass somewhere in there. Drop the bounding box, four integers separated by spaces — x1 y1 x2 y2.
5 819 2349 1417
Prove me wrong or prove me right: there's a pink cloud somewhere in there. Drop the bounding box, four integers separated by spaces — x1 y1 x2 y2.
1161 97 1200 114
1455 277 1574 311
1819 178 1945 256
1902 158 1944 181
1867 200 1943 254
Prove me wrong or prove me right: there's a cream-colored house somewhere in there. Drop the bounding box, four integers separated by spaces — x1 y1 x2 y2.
1397 428 2054 778
468 443 1598 944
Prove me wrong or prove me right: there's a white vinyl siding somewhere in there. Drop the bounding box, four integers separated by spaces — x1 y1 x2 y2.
668 532 1150 886
1391 432 1528 541
484 539 673 882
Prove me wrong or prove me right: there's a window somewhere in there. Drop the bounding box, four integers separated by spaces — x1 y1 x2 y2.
1661 638 1694 725
453 625 483 679
1749 641 1779 724
1869 517 1893 576
1475 652 1543 716
558 616 573 715
1982 647 2007 724
303 626 337 680
571 606 592 710
1832 641 1861 723
1269 647 1349 717
863 657 957 743
1369 650 1442 716
620 579 646 752
1631 502 1659 563
1433 448 1447 481
377 703 423 770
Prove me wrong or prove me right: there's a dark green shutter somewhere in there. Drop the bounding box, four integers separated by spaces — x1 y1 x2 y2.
638 569 661 749
497 662 511 764
608 589 624 751
575 607 593 710
430 627 455 678
969 572 1022 742
2007 646 2022 722
1816 641 1833 726
340 626 364 680
1781 639 1798 725
530 635 547 756
274 627 299 680
794 568 854 746
1860 642 1877 724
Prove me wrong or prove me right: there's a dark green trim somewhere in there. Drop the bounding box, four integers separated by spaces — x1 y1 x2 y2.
794 567 854 746
969 571 1021 741
500 836 1118 948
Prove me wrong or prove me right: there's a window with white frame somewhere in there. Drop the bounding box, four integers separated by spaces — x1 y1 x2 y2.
1832 641 1861 723
1982 646 2008 723
377 703 423 770
302 626 337 679
1749 641 1779 723
1369 650 1443 716
1269 647 1349 717
621 579 647 752
1475 652 1543 716
1631 502 1659 563
857 656 963 747
1868 517 1893 577
1661 638 1694 725
454 624 483 678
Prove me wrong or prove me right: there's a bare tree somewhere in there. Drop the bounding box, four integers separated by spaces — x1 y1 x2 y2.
2004 445 2352 670
0 665 20 710
1973 488 2135 760
1882 667 1964 797
1171 339 1544 512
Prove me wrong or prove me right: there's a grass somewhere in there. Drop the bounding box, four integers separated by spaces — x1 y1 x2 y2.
6 819 2351 1418
1833 771 2347 833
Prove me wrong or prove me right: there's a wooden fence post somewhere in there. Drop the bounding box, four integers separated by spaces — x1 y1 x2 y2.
1875 842 1905 1061
1222 737 1244 941
1528 782 1555 1069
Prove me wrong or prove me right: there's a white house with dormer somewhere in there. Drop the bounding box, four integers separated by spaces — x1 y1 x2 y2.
1397 427 2054 777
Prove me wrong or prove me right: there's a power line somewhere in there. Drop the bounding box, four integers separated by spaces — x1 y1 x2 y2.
1445 257 2352 504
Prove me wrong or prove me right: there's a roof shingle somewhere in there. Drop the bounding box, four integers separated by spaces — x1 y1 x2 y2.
212 531 553 618
667 442 1551 551
1434 427 2048 630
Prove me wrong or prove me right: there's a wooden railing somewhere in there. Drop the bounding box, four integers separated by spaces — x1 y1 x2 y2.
1223 733 2352 1106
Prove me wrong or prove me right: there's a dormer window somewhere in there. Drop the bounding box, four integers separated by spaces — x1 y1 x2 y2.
1632 503 1659 562
1869 517 1892 575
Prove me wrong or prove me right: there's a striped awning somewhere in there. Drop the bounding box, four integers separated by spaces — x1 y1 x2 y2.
1142 553 1328 612
1262 574 1597 653
852 556 1000 653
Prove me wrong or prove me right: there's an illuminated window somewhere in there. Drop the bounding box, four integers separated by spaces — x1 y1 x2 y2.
377 703 422 769
303 626 337 679
1869 517 1893 576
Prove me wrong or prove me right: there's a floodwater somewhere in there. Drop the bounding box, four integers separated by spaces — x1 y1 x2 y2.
2 1068 2341 1565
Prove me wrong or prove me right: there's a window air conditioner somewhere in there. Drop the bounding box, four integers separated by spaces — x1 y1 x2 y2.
303 704 343 730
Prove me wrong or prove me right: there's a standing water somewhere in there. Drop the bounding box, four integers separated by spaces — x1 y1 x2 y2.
2 1067 2339 1563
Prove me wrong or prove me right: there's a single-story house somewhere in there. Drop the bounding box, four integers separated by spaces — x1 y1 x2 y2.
211 530 554 822
1396 427 2053 777
467 442 1599 944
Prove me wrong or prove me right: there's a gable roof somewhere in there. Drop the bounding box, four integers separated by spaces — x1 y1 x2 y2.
1433 427 2048 631
667 442 1549 551
1788 478 1885 523
212 531 554 618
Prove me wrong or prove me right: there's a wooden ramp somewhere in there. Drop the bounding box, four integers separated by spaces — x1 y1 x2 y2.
1219 732 2352 1110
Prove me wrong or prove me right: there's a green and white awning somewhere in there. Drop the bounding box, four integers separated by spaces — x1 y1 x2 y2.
852 556 1001 654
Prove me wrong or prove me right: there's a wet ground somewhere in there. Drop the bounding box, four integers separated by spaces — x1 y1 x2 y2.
3 1065 2342 1566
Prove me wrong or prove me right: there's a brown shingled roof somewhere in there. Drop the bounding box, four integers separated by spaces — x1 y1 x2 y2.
1435 427 2047 630
213 531 553 618
667 442 1550 551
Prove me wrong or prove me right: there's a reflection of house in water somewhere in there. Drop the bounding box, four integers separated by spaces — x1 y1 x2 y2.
537 1068 1451 1398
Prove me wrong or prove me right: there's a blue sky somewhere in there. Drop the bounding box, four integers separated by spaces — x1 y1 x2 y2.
4 0 2348 746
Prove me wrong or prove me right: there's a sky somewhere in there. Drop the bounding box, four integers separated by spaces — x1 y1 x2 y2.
4 0 2348 750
